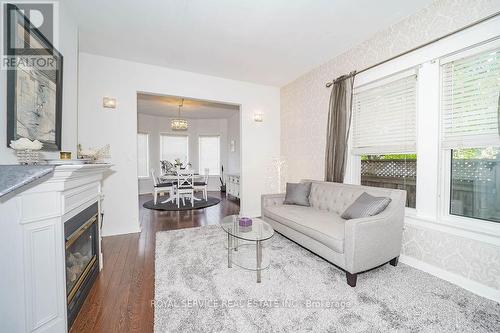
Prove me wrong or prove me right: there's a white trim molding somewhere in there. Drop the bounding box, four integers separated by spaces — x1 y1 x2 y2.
405 215 500 246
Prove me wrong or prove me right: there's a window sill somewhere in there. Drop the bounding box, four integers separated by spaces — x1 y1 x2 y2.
438 214 500 238
404 213 500 246
404 207 417 216
138 176 150 180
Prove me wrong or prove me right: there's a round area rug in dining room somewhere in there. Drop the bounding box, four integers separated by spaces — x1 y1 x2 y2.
143 196 221 211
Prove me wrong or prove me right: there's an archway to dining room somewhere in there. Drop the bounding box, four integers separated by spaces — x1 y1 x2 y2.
135 92 241 230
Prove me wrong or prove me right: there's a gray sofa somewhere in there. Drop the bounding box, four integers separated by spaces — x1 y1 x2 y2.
261 180 406 287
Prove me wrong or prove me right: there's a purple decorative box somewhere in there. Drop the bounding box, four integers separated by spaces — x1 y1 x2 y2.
239 217 252 227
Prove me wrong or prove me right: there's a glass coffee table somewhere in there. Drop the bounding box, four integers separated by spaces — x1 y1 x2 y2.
220 215 274 283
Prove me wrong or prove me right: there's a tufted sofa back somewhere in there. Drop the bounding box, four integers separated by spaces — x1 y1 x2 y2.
305 180 406 216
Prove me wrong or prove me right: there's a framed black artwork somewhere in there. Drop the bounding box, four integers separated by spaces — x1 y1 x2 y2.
5 3 63 151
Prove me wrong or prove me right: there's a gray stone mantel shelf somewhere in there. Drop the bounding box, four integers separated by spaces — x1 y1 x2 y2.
0 165 55 198
0 164 113 199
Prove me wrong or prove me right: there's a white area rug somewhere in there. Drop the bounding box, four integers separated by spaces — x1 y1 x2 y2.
154 225 500 332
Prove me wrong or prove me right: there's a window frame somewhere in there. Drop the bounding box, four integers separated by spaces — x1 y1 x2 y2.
198 135 221 176
159 133 189 167
438 149 500 235
350 69 419 212
344 30 500 238
437 42 500 235
137 132 150 179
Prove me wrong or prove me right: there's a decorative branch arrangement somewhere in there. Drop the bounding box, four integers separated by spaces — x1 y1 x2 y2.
220 165 226 192
78 144 111 162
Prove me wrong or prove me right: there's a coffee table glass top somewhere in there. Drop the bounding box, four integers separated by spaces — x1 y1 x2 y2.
220 215 274 241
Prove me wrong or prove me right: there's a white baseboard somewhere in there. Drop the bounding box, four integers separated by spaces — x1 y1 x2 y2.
400 254 500 303
101 225 141 237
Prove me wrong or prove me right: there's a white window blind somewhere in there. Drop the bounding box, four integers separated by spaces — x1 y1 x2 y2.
441 48 500 149
137 133 149 178
199 136 220 175
352 73 417 154
160 134 189 163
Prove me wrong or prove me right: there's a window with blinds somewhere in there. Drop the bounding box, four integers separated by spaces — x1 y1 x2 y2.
352 73 417 154
199 136 220 175
160 134 189 164
441 48 500 149
441 46 500 223
137 133 149 178
353 71 418 208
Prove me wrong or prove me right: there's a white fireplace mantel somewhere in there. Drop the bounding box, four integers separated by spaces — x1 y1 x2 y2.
0 164 110 333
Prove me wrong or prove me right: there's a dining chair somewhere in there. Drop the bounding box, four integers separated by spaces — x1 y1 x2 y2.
176 166 195 208
194 168 209 201
151 169 174 205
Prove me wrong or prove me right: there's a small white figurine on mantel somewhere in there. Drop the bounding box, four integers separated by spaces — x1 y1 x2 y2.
10 138 43 165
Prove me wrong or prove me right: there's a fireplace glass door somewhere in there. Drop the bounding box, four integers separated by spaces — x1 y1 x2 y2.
66 216 97 302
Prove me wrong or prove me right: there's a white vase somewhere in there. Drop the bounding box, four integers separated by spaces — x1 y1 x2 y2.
16 149 40 165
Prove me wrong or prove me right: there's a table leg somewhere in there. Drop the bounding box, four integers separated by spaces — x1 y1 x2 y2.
256 240 262 283
228 233 232 268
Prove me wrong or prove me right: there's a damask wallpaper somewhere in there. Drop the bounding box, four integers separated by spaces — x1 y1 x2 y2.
403 224 500 289
281 0 500 291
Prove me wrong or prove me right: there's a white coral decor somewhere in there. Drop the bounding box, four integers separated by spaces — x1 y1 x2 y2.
10 138 43 150
10 138 43 165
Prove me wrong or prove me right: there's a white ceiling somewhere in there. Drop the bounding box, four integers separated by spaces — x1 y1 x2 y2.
137 93 239 119
66 0 434 86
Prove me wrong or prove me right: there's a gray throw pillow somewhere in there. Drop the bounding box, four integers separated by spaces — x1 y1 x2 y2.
341 192 391 220
283 182 312 206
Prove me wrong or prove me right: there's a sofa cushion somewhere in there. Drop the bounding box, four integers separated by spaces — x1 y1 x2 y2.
263 205 345 253
341 192 392 220
283 182 312 206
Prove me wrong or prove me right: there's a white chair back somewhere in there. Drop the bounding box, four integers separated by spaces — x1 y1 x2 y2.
176 166 194 189
151 169 158 186
204 168 210 184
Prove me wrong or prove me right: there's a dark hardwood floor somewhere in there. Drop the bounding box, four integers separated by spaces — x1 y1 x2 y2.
71 192 240 333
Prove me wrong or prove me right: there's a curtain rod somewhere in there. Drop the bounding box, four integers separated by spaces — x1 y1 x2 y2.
325 11 500 88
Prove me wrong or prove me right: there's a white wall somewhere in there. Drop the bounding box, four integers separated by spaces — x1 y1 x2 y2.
78 53 280 236
227 112 241 174
137 113 232 194
0 2 79 163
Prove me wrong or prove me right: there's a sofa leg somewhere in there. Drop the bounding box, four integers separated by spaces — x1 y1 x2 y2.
346 272 357 287
390 256 399 267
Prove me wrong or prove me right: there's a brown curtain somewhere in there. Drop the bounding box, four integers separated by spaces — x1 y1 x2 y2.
325 72 356 182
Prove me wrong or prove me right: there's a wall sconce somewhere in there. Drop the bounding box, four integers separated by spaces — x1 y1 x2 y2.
253 111 263 122
103 97 117 109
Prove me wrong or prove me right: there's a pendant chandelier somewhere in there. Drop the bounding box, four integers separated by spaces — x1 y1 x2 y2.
171 98 188 131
